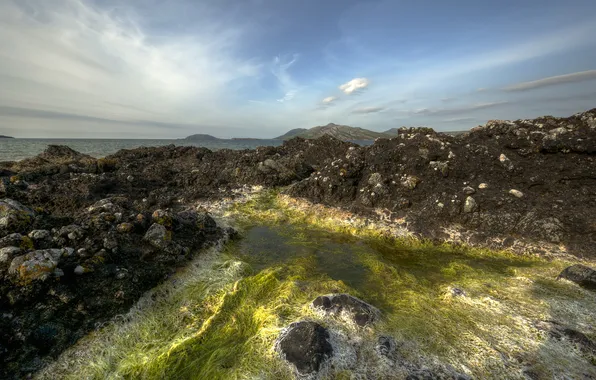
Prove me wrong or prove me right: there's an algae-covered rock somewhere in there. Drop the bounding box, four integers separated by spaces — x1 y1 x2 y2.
312 293 380 326
8 249 67 284
0 199 35 233
276 321 333 375
557 264 596 290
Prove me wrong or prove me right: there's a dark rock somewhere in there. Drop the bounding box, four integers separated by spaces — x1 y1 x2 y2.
376 335 397 358
276 321 333 375
312 293 380 326
143 223 170 249
557 264 596 290
28 322 67 354
534 320 596 354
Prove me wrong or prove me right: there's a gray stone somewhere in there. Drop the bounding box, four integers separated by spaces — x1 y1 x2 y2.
8 249 66 283
463 196 477 213
74 265 85 275
368 172 383 185
557 264 596 290
429 161 449 177
0 233 24 249
276 321 333 375
312 293 380 326
499 153 514 171
0 247 21 272
462 186 476 195
0 199 35 231
28 230 51 241
143 223 170 249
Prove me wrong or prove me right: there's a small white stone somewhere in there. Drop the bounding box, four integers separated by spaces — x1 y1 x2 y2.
509 189 524 198
478 183 488 189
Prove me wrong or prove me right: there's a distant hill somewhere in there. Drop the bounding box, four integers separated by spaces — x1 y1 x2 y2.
0 135 14 139
275 123 389 141
183 134 221 141
274 128 308 140
383 128 399 136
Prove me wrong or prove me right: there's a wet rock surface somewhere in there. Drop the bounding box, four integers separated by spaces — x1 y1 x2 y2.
312 293 380 326
276 321 333 375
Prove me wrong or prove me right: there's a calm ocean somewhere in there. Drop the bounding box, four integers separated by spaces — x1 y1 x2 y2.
0 138 285 162
0 138 375 162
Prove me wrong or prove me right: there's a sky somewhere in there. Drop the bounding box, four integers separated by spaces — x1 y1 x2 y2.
1 0 596 138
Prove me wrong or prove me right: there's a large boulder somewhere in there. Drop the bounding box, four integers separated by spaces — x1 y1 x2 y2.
276 321 333 375
0 199 35 233
557 264 596 290
312 294 380 326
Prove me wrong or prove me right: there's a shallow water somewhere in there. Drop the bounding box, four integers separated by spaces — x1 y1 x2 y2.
38 221 596 380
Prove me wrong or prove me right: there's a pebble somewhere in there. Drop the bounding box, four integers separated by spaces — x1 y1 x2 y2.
478 183 488 189
509 189 524 198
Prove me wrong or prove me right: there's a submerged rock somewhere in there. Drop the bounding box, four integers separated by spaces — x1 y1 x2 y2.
312 293 380 326
557 264 596 290
276 321 333 375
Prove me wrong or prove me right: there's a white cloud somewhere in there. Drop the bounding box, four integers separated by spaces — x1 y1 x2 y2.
322 96 338 103
339 77 369 94
352 106 384 114
503 70 596 92
0 0 262 137
414 102 508 116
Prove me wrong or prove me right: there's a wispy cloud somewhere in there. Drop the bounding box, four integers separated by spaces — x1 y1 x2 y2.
0 0 262 136
322 96 338 104
272 54 300 102
352 106 384 114
414 102 508 117
339 78 370 94
503 70 596 92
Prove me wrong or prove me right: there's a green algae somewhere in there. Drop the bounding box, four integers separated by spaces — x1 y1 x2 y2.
37 193 596 380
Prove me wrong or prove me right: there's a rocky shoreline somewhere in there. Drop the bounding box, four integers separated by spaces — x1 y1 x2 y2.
1 109 595 378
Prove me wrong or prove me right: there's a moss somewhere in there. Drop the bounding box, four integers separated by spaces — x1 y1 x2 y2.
19 236 34 250
38 192 596 380
97 158 119 173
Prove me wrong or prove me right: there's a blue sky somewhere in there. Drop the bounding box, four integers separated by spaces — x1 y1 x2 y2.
0 0 595 138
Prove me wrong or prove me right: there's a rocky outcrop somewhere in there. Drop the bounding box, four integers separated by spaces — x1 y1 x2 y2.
0 195 227 379
3 109 595 257
557 264 596 290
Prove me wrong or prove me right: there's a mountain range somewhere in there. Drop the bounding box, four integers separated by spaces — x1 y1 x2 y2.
183 123 467 142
